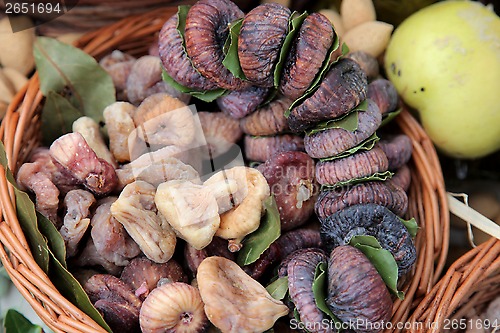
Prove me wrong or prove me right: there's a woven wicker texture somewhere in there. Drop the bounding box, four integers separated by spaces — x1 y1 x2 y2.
0 8 449 333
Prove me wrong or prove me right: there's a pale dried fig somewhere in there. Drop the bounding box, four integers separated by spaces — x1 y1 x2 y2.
340 0 377 31
197 256 288 332
99 50 136 92
198 111 243 158
343 21 394 58
0 16 35 75
103 102 136 163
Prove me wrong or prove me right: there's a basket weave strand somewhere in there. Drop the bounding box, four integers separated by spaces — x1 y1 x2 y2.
0 8 450 333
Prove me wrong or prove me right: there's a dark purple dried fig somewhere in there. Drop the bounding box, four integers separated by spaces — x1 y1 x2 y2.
240 97 292 136
320 203 417 276
244 134 305 163
217 85 269 119
315 146 389 185
377 135 412 170
244 228 322 279
238 3 291 87
315 181 408 219
345 51 379 81
159 15 219 91
327 246 392 333
287 248 332 333
258 151 317 231
388 164 411 192
185 0 249 90
367 79 399 115
120 257 187 300
184 237 235 277
280 13 335 100
84 274 142 333
287 58 368 132
304 99 382 159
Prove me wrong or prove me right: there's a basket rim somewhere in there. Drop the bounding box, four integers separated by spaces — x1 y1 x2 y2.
0 6 450 333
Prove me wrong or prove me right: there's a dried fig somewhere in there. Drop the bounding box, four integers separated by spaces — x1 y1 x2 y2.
197 256 289 332
377 135 412 170
240 97 293 136
244 134 305 163
99 50 136 92
315 181 408 219
159 14 219 91
111 181 177 263
185 0 249 90
327 246 392 333
140 282 209 333
304 99 381 159
184 237 236 277
367 79 399 115
388 164 411 192
258 151 317 231
287 58 368 132
103 102 136 163
60 189 95 257
198 111 243 158
74 238 122 275
217 86 269 119
238 3 291 87
345 51 379 82
287 248 332 333
280 13 335 100
315 146 389 185
320 203 417 276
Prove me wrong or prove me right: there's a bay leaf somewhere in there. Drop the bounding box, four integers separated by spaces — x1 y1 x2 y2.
237 195 281 266
222 19 246 80
312 262 342 326
37 211 66 267
399 217 419 238
319 133 380 162
321 170 394 191
349 235 404 299
265 276 289 301
4 309 43 333
34 37 115 142
176 5 190 53
380 108 402 127
41 91 82 144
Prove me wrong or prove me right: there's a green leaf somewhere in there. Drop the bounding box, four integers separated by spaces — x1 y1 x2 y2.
380 108 402 127
349 235 404 299
312 262 342 326
399 217 419 238
47 249 112 332
266 276 289 301
37 212 67 267
319 133 380 162
222 19 246 80
34 37 115 143
176 5 190 52
237 196 281 266
274 11 308 88
305 100 368 136
41 91 82 144
161 67 227 103
321 170 394 191
4 309 43 333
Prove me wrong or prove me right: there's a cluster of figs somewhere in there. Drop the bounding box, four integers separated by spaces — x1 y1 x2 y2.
159 0 418 331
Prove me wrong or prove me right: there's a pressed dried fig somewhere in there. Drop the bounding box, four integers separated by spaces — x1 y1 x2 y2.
377 135 412 170
91 197 141 266
315 146 389 185
320 203 417 276
245 228 322 279
140 282 209 333
184 237 235 277
159 14 219 91
72 116 117 168
238 3 291 87
315 180 408 219
244 134 305 163
121 257 187 300
197 256 289 332
327 246 392 333
111 181 177 263
50 132 118 195
280 13 335 100
287 58 368 132
217 86 269 119
126 55 189 105
287 248 332 333
84 274 142 332
198 111 243 158
318 9 345 37
304 99 381 159
60 189 95 257
240 97 292 136
185 0 249 90
388 164 411 192
345 51 379 81
258 151 316 231
103 102 136 163
367 79 399 115
99 50 136 92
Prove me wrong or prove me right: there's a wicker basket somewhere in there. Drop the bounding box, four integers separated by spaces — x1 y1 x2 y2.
0 8 449 333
